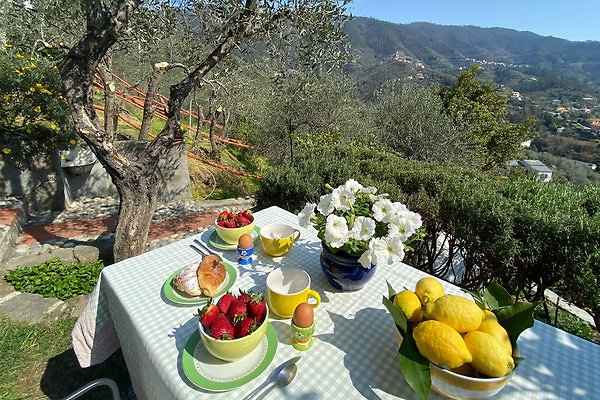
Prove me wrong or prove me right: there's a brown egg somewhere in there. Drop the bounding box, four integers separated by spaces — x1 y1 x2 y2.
293 302 314 328
238 233 253 249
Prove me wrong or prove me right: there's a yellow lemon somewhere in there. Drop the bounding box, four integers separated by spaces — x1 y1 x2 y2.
415 277 444 306
413 320 472 369
425 295 485 333
477 311 512 354
393 290 423 323
463 331 515 378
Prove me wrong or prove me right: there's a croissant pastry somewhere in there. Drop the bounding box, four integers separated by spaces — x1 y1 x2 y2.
173 255 226 297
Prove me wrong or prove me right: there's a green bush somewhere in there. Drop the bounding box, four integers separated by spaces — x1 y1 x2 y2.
5 259 104 300
257 142 600 330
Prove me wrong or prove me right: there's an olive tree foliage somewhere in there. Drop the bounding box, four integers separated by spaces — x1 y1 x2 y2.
373 80 473 164
438 64 533 169
257 70 370 163
57 0 352 262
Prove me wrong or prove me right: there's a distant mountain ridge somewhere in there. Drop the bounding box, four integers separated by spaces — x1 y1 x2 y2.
345 17 600 92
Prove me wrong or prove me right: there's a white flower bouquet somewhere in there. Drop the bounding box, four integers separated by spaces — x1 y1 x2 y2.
298 179 424 269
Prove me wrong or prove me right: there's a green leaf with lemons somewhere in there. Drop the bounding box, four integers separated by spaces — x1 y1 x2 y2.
398 332 431 400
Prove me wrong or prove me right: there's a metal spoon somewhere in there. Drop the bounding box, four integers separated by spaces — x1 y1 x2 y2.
243 363 298 400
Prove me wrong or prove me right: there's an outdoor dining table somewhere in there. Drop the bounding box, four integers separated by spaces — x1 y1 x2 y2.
73 206 600 399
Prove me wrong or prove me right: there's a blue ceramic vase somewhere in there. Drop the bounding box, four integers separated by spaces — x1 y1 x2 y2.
320 242 377 291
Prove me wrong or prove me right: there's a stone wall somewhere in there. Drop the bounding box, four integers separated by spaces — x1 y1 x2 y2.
0 140 192 211
0 146 67 212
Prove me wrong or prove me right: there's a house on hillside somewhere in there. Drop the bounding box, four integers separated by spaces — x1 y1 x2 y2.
518 160 553 182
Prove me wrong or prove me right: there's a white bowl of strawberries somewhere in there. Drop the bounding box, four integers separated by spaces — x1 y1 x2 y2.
198 290 268 362
214 209 255 245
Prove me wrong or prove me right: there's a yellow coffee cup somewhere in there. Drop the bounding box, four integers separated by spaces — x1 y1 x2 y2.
266 268 320 318
259 223 301 257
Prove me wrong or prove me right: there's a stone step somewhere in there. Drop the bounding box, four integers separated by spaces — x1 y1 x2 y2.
0 292 69 323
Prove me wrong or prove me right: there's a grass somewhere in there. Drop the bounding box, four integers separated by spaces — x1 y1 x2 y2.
0 316 131 400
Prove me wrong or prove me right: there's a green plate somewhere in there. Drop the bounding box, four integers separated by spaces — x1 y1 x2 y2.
208 225 261 251
162 261 237 305
182 323 278 392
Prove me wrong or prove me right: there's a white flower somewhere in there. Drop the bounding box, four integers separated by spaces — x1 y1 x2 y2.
317 193 335 216
344 179 364 193
360 186 378 195
332 186 355 212
393 202 408 213
389 211 422 241
358 248 373 269
372 236 405 266
324 214 349 248
351 216 376 241
298 203 316 228
372 198 395 223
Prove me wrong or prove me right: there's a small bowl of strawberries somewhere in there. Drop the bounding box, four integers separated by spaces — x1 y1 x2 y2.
214 209 255 245
198 290 268 362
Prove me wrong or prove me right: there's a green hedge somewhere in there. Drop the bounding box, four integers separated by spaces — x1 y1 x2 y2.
256 143 600 329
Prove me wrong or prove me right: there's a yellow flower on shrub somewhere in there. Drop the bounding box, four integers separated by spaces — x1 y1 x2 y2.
4 43 12 48
34 105 41 113
69 139 77 145
50 123 60 131
2 147 11 155
3 95 9 101
15 53 23 59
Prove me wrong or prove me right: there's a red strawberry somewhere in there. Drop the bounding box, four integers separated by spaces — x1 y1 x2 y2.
228 212 235 220
226 299 248 323
234 317 258 338
217 292 235 314
199 303 219 329
210 314 234 340
224 219 236 228
236 290 252 304
217 220 225 227
241 209 254 222
217 210 229 221
247 293 266 321
236 215 252 227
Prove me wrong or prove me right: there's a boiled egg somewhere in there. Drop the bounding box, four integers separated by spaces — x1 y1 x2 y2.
238 233 253 249
293 302 314 328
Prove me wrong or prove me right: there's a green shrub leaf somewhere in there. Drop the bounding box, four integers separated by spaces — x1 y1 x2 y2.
4 258 104 300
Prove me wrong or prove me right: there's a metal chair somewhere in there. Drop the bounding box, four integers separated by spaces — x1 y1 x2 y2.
62 378 120 400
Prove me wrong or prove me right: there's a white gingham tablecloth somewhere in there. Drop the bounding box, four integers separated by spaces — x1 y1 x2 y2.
73 206 600 399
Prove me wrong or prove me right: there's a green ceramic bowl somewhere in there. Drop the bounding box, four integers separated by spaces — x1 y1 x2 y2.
199 307 268 362
215 220 255 245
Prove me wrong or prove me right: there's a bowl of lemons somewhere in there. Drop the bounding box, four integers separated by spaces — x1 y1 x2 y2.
385 277 532 400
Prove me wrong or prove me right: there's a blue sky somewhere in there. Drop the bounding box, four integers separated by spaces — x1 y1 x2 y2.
350 0 600 42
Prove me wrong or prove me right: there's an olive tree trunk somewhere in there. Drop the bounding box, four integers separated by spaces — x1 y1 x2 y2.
60 0 257 262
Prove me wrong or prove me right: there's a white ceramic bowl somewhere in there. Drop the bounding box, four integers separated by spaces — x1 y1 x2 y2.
394 326 517 400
